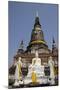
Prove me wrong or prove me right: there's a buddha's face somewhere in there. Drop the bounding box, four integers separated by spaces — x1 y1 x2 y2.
19 57 21 60
18 57 22 63
49 56 52 60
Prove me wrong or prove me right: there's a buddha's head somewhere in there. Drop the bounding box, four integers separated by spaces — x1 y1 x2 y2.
48 56 53 65
49 56 52 61
18 57 22 63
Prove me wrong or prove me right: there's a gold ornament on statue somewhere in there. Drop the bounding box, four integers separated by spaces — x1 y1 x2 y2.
31 71 37 83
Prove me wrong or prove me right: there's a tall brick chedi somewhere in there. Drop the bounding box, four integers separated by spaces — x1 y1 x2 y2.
27 14 49 54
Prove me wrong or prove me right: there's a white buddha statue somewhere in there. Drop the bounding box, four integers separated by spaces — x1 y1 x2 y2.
32 50 41 66
24 51 45 84
13 57 23 86
48 56 55 85
28 51 42 75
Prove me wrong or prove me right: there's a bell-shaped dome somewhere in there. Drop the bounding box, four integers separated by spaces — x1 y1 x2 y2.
27 16 48 52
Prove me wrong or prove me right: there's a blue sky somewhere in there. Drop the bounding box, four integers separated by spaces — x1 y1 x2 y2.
9 1 58 66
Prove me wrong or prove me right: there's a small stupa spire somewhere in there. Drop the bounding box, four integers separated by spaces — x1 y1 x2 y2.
52 37 56 50
53 37 55 43
19 40 24 49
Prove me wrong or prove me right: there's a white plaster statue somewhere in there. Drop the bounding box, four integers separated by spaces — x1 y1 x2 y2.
48 56 55 85
32 51 41 65
13 57 23 86
28 51 42 74
24 51 45 85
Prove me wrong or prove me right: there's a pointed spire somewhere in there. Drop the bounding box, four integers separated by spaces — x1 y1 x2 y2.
36 11 38 17
52 37 57 54
53 37 55 43
52 37 56 50
17 40 24 54
19 40 24 49
34 11 41 28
